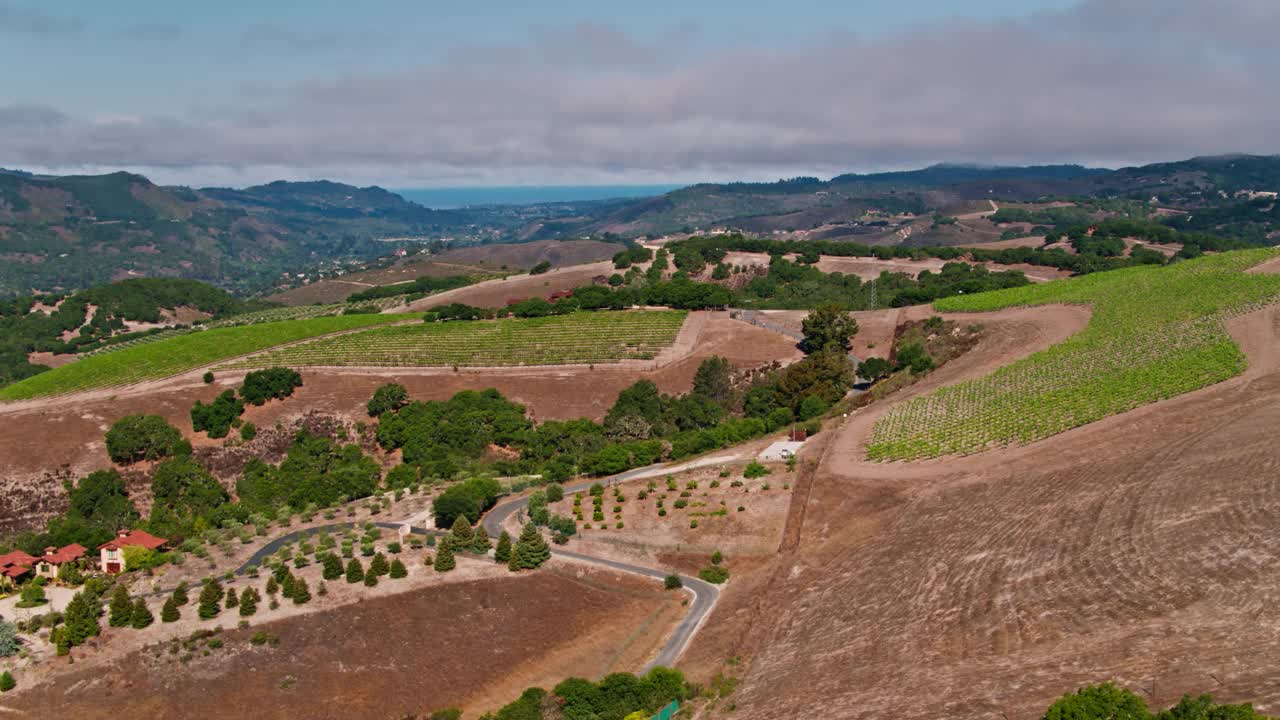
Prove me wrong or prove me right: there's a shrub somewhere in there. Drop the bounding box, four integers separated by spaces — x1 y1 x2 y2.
240 422 257 441
699 565 730 584
367 383 409 417
105 414 183 463
0 620 18 657
742 461 771 479
250 631 278 646
240 367 303 405
202 371 214 384
530 260 552 275
0 671 14 693
664 574 682 590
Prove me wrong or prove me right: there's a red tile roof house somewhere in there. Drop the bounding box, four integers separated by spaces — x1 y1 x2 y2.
35 544 88 581
98 530 167 574
0 550 36 591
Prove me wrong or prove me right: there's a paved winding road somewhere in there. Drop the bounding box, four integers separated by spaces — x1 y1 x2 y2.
482 465 722 670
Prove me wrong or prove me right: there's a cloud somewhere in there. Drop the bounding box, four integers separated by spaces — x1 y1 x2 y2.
0 1 84 34
235 23 392 54
3 0 1280 185
121 22 183 43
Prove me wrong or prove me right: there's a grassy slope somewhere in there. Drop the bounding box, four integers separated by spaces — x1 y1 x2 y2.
0 314 412 400
867 249 1280 460
222 310 689 369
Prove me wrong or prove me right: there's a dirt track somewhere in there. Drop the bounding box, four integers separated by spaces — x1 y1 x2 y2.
728 301 1280 719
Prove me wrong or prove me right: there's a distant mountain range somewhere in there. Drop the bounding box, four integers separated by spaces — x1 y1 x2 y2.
2 154 1278 297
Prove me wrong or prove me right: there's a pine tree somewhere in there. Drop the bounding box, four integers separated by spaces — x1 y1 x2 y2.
291 577 311 605
322 552 343 581
63 592 100 645
508 541 521 571
197 579 223 620
55 628 70 655
239 587 258 617
345 558 364 584
0 671 14 693
369 552 390 577
108 585 133 627
389 558 407 579
225 587 239 609
470 529 492 554
363 571 378 587
280 573 297 601
172 581 189 606
130 598 154 629
266 576 279 596
494 531 513 564
161 596 180 623
433 539 456 572
450 515 473 546
515 522 550 570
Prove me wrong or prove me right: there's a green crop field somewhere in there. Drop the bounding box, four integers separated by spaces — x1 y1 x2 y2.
0 314 412 401
221 310 689 369
867 249 1280 461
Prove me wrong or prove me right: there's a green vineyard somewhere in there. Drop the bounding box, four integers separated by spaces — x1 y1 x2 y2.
222 310 689 369
867 249 1280 461
0 314 412 401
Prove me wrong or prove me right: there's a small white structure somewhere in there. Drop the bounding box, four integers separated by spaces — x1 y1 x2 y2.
759 441 805 462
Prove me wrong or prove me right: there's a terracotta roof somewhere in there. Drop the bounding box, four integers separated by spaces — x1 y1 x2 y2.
42 543 87 564
2 565 30 579
98 529 167 551
0 550 37 569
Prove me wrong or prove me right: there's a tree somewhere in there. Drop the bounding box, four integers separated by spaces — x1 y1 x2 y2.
225 587 239 609
130 598 154 629
345 558 364 584
530 260 552 275
0 619 17 657
664 574 682 590
450 514 474 546
369 552 390 577
43 468 140 550
800 304 858 354
63 591 100 645
545 483 564 503
147 456 230 538
1042 683 1150 720
389 558 407 579
514 523 550 570
433 539 456 572
858 357 893 381
239 587 259 616
0 671 13 693
172 581 189 606
197 579 223 619
108 584 133 627
692 356 736 408
471 527 488 556
161 596 180 623
895 342 934 374
364 570 379 587
266 575 279 595
322 552 343 580
202 371 214 384
105 415 183 464
190 389 244 438
494 531 513 563
367 383 409 417
291 577 311 604
240 367 303 406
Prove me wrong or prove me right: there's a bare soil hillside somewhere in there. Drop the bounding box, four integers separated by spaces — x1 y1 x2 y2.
718 302 1280 719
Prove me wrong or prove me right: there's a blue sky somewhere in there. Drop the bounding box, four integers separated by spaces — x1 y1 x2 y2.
2 1 1278 187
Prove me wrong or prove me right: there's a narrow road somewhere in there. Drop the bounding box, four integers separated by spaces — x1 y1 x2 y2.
481 465 723 671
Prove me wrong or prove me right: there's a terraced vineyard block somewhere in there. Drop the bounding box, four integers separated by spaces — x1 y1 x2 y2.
867 249 1280 461
224 310 689 369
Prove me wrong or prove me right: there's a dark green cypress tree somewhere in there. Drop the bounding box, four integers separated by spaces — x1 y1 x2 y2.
161 596 180 623
130 598 154 629
369 552 390 577
364 571 379 587
239 587 258 617
291 577 311 605
225 587 239 609
433 539 456 572
346 558 364 584
494 531 513 564
516 522 550 569
172 581 189 606
322 552 343 581
470 529 492 554
108 585 133 627
63 592 100 644
197 579 223 620
450 515 473 546
389 558 407 579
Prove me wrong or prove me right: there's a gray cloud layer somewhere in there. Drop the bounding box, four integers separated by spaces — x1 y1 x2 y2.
3 0 1279 185
0 1 83 34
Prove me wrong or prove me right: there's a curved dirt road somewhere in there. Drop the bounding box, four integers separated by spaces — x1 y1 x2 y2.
481 464 725 670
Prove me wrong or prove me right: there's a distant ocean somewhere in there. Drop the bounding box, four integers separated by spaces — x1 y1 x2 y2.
394 185 683 209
